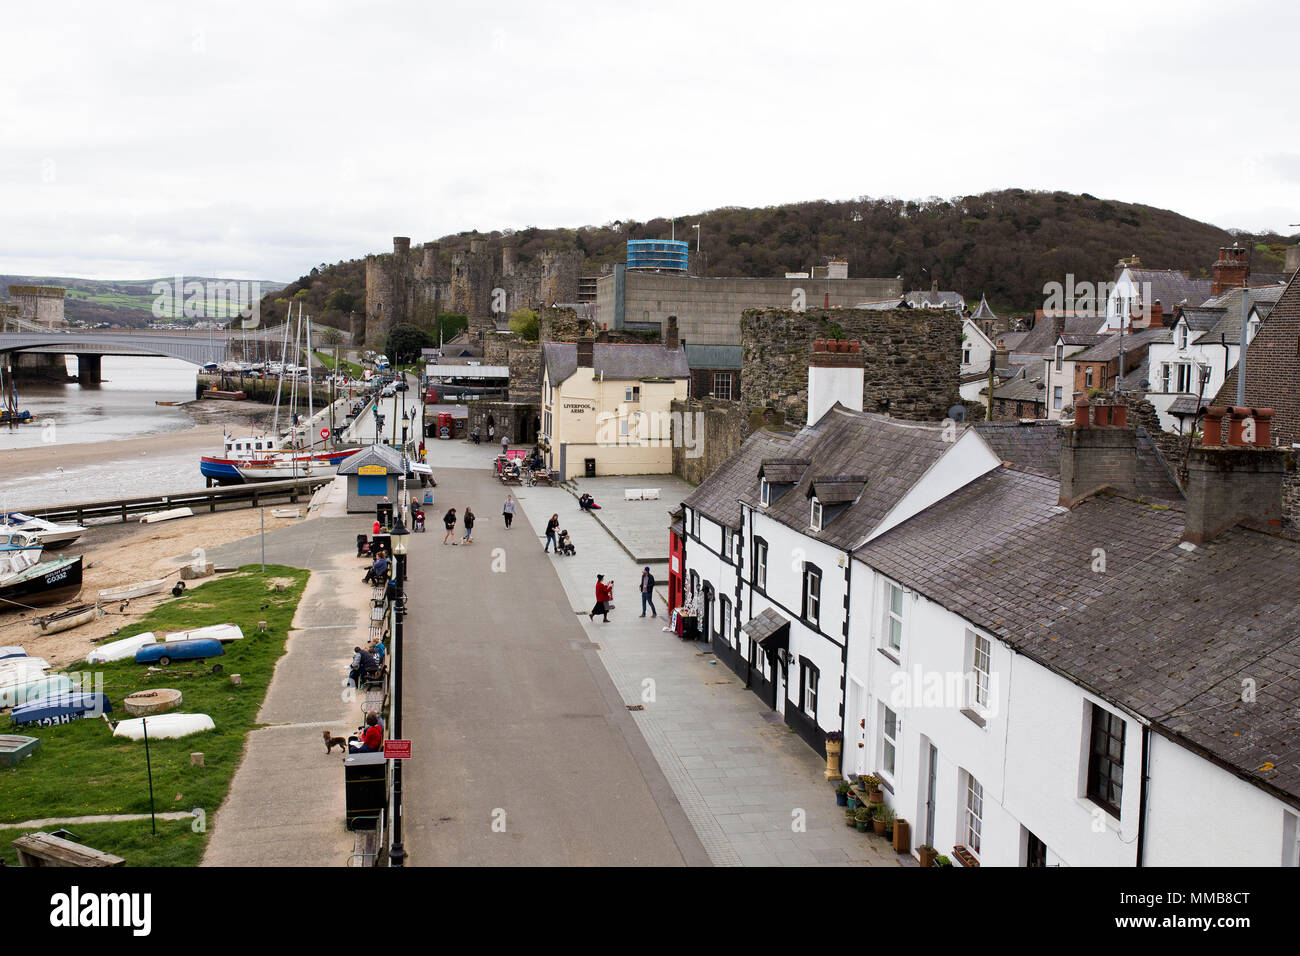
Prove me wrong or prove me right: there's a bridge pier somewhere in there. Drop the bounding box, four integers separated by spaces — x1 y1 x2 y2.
75 353 102 385
10 352 68 382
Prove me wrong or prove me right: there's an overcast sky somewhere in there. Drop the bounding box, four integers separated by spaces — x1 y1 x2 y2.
2 0 1297 282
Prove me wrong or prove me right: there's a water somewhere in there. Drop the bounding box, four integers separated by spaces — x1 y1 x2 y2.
0 356 197 450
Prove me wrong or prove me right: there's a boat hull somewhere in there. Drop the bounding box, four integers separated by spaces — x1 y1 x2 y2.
113 713 214 740
33 603 97 634
0 556 83 611
97 578 168 602
134 638 224 664
204 448 356 484
10 692 112 726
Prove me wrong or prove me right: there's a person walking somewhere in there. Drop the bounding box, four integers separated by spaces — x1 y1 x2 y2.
501 433 509 456
544 513 559 553
589 574 614 623
443 507 458 545
639 565 657 618
462 506 475 544
502 494 516 529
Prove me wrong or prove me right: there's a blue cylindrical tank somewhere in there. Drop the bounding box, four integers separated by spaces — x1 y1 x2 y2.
627 240 689 272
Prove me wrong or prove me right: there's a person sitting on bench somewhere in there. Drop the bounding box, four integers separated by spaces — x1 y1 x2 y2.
348 646 380 687
349 712 384 753
362 554 389 585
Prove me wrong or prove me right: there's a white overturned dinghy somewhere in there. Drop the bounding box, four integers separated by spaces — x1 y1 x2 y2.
98 578 169 602
139 507 193 524
32 603 98 634
86 633 157 664
164 624 243 644
113 713 215 740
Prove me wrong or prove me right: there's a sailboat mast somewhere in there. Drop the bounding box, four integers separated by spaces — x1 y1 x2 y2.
272 310 289 437
306 312 315 446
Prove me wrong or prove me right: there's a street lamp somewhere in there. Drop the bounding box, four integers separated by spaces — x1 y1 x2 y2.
390 517 409 585
388 555 407 868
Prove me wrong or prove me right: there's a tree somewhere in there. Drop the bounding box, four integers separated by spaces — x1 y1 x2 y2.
318 325 343 346
385 323 433 365
326 288 357 314
509 307 539 341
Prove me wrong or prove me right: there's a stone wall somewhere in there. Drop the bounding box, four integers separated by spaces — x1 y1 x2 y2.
539 306 592 343
466 400 540 444
508 345 542 401
740 308 961 425
670 397 749 486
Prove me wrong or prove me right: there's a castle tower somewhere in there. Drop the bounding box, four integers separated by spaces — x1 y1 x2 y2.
502 236 519 277
422 241 441 280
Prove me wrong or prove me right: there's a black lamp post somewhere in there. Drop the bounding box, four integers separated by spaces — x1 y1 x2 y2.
388 515 409 867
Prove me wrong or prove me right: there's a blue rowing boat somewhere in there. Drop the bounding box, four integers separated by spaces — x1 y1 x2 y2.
10 692 112 727
134 638 224 665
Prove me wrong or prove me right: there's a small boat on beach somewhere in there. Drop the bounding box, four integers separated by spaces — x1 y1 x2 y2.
97 577 168 603
0 646 27 661
0 673 72 709
0 555 83 611
134 638 224 666
86 632 157 664
0 513 87 547
163 624 243 644
113 712 213 740
32 603 98 634
139 507 193 524
10 692 112 727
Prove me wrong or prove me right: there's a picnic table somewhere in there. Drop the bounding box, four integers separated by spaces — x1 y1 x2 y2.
11 832 125 867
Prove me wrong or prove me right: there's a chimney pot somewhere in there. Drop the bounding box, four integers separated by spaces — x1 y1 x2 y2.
1074 393 1091 427
1226 406 1254 446
1111 404 1127 427
1200 406 1227 446
1254 407 1274 447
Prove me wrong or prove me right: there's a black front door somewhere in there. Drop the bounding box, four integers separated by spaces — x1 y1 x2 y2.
1026 831 1047 867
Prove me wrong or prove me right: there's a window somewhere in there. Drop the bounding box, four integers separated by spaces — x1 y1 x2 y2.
749 638 768 679
885 583 904 653
689 570 699 603
801 662 819 718
760 478 771 507
1248 318 1260 344
810 497 823 530
1084 366 1093 388
1053 386 1063 410
971 632 991 708
1176 364 1191 393
962 347 972 365
625 385 641 403
965 775 984 856
881 706 898 779
803 565 821 626
722 529 734 561
1160 363 1171 393
713 371 733 401
1055 343 1063 371
619 417 629 438
1178 326 1188 349
1087 705 1126 817
754 539 768 591
720 596 732 645
690 509 699 539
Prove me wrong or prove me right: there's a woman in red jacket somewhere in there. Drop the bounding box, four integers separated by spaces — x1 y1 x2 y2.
589 574 614 623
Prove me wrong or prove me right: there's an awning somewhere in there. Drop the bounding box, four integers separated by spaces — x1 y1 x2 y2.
741 607 790 653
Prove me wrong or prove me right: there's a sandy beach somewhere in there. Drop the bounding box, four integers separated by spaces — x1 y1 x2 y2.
2 505 318 668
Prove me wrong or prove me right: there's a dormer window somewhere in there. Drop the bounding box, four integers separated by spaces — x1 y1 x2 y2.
1178 325 1189 350
760 478 771 507
810 497 823 530
1248 317 1260 344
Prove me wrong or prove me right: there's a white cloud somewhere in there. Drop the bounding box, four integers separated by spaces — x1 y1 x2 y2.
1 0 1297 280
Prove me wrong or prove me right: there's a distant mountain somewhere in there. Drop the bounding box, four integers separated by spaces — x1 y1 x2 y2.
0 275 288 327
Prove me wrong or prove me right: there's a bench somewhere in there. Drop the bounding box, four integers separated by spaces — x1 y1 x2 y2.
12 832 125 867
623 488 661 501
347 811 385 867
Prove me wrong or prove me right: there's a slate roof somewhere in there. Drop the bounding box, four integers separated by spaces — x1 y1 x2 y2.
1177 307 1226 334
1060 333 1110 348
1199 287 1286 345
684 344 742 370
759 458 811 484
971 294 998 322
809 475 869 505
739 406 963 550
682 429 791 529
1128 268 1212 311
338 443 406 475
1167 396 1201 416
1016 315 1104 356
1069 327 1167 362
904 290 965 310
992 374 1047 404
1117 353 1152 392
542 343 690 385
742 606 791 648
854 467 1300 806
994 331 1028 350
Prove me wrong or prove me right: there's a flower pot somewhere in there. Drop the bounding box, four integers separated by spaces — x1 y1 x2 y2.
855 821 869 833
845 812 858 828
836 792 848 807
868 790 884 806
872 818 886 836
847 795 858 810
893 818 911 854
918 845 937 867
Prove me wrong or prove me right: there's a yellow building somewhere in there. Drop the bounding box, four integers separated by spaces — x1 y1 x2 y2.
541 340 690 479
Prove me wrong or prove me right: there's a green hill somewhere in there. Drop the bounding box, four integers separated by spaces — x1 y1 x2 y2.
0 275 287 327
261 189 1297 322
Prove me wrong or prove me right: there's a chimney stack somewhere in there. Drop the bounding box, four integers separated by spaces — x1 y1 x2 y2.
1058 396 1136 506
576 337 594 369
664 315 679 351
1182 406 1288 544
1211 244 1249 296
807 339 864 425
931 278 939 295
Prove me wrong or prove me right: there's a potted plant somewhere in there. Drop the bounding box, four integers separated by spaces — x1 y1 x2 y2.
824 731 844 780
934 854 953 868
917 844 937 867
874 805 895 837
844 807 858 828
854 807 873 833
835 781 851 807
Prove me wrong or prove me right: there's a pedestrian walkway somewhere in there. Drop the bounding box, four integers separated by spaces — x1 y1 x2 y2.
564 475 694 564
513 483 902 867
199 517 376 866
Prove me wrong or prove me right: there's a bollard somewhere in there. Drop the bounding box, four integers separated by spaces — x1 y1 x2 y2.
190 753 205 767
229 674 242 687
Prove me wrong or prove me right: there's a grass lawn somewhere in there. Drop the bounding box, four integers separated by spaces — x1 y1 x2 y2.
0 564 309 865
312 349 365 378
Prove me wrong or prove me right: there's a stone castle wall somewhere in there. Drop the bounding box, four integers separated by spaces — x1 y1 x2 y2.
671 397 749 486
740 308 961 425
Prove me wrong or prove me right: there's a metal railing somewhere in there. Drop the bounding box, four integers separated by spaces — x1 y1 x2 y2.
17 476 334 524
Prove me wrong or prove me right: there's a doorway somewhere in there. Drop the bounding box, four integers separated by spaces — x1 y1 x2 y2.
924 742 939 849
